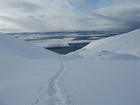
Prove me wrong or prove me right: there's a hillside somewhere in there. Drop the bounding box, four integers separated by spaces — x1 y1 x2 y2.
69 29 140 60
0 30 140 105
0 34 66 59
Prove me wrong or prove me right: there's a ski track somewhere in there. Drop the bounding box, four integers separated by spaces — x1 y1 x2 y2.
32 61 70 105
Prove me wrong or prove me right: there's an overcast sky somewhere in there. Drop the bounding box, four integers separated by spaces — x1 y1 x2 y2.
0 0 140 33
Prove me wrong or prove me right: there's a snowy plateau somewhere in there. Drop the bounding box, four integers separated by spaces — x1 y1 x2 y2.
0 29 140 105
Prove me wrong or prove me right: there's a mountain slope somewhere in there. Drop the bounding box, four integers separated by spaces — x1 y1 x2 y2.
69 29 140 59
0 34 65 59
0 34 65 105
0 30 140 105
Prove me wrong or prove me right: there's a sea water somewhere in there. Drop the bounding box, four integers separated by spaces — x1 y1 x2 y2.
47 43 89 54
6 31 128 54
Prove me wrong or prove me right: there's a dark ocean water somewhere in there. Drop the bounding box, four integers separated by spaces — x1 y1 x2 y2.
6 31 128 54
46 43 89 54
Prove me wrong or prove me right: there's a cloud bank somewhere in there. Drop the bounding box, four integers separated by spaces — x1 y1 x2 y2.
0 0 140 33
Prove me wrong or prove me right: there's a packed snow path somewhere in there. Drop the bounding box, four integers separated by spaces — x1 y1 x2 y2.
33 61 70 105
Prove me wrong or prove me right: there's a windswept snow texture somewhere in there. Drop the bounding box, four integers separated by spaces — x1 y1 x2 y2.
0 34 69 105
0 29 140 105
0 34 65 59
69 29 140 60
64 60 140 105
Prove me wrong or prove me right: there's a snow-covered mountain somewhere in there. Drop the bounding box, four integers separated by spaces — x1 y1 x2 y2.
0 34 67 105
0 34 66 59
0 29 140 105
69 29 140 60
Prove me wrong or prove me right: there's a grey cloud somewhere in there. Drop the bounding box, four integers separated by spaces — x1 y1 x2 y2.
0 0 77 32
0 0 42 13
0 28 22 32
0 15 25 32
87 5 140 30
0 0 140 33
115 0 140 2
10 1 42 13
68 0 86 3
113 0 140 5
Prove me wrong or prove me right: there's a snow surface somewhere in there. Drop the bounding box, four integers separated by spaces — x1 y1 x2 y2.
69 29 140 60
0 29 140 105
0 34 66 59
64 60 140 105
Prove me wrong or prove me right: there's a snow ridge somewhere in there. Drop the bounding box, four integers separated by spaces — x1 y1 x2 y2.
33 61 69 105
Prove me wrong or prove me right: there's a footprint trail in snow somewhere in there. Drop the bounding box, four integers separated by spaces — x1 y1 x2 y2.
46 61 67 105
33 61 71 105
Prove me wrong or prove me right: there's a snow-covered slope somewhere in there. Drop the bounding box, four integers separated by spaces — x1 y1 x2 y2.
69 29 140 60
0 30 140 105
64 60 140 105
0 34 65 59
0 34 66 105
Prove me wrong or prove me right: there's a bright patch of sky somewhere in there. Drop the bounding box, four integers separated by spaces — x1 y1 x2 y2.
0 0 140 33
69 0 115 11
